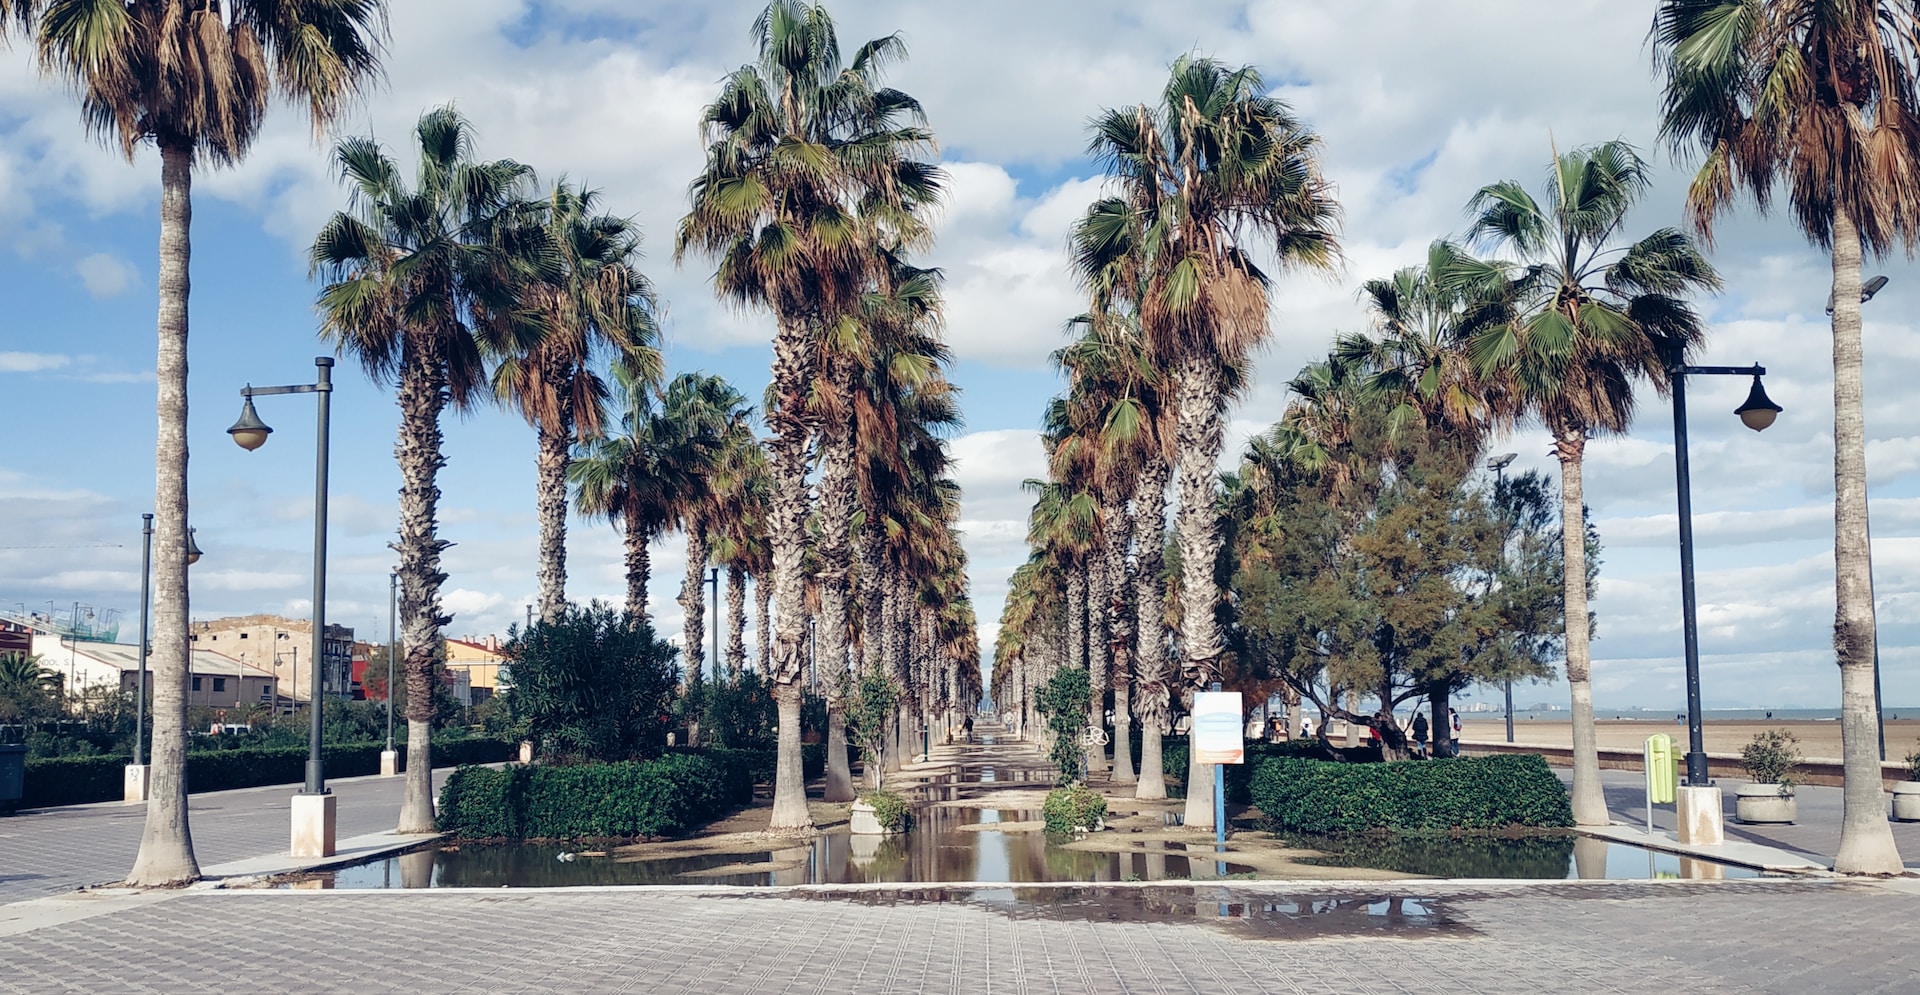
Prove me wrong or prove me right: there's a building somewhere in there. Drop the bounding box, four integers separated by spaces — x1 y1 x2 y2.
445 635 508 702
26 634 277 710
190 615 355 702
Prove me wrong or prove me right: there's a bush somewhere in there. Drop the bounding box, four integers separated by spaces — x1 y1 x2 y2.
1161 737 1372 803
505 602 680 763
1740 729 1803 792
1249 754 1573 834
1906 744 1920 783
436 753 752 840
1042 784 1107 835
19 738 516 809
859 788 911 833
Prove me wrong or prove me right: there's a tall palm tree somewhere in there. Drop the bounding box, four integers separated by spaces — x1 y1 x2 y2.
711 433 770 682
1083 56 1341 825
24 0 385 886
1464 140 1719 827
494 182 662 622
1653 0 1920 875
570 369 674 621
313 106 535 835
677 0 939 831
657 373 751 697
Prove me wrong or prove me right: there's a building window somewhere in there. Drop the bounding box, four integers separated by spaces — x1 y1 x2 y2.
239 632 248 639
209 635 217 641
213 678 227 693
191 677 202 691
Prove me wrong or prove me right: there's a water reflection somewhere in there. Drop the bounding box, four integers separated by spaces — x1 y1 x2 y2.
1300 834 1760 880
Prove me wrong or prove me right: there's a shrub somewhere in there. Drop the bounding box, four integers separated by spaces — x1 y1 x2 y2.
1906 744 1920 783
845 666 898 785
19 738 516 809
1161 737 1373 802
1741 730 1802 793
504 602 680 763
1042 784 1107 835
859 788 911 833
436 753 752 840
1249 754 1573 834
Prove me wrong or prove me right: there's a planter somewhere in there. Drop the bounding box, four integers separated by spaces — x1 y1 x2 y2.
849 800 892 836
1892 782 1920 822
1734 782 1796 824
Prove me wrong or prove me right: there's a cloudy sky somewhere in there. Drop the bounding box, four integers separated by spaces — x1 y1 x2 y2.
1 1 1915 711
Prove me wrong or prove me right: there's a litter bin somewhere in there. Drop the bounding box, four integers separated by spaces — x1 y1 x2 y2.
0 743 26 816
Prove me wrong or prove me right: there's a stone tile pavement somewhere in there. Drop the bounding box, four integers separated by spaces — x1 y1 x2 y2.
0 880 1913 993
0 769 435 904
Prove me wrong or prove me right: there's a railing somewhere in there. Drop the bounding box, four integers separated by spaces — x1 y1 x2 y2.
1458 739 1910 789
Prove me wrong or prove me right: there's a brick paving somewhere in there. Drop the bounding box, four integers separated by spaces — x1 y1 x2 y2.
0 880 1913 993
0 771 431 903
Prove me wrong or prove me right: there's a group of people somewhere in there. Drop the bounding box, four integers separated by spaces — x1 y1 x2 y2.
1251 707 1463 757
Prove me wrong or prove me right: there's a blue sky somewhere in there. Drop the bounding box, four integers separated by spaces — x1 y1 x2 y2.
2 0 1917 712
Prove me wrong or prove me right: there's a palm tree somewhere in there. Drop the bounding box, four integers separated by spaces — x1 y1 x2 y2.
570 369 675 621
0 651 61 730
711 433 771 682
1083 56 1341 826
656 373 751 699
1464 140 1719 827
677 0 939 831
1653 0 1920 875
494 182 662 622
23 0 385 886
313 106 536 835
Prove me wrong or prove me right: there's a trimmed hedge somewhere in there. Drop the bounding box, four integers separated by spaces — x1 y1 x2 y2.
1250 753 1574 834
19 738 517 809
1160 737 1373 803
437 753 753 840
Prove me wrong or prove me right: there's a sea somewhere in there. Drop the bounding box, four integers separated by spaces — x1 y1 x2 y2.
1508 707 1917 722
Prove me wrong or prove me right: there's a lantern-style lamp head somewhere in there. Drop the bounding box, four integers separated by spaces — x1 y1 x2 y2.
185 528 204 566
1734 374 1783 432
228 393 272 451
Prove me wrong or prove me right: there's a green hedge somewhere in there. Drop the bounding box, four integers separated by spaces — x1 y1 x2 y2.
20 738 517 809
1249 753 1573 834
1159 737 1373 803
437 753 753 840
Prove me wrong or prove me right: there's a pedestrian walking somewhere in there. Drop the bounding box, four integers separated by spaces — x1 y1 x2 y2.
1411 710 1430 758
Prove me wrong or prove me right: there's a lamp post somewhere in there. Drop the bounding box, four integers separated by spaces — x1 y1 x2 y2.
387 571 397 752
1839 276 1893 761
1671 362 1782 788
704 567 720 683
229 357 336 856
134 514 153 767
1487 452 1518 744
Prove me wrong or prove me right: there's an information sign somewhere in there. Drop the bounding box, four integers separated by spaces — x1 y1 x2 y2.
1191 691 1245 765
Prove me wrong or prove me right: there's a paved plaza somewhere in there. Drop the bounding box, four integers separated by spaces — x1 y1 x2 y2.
3 740 1918 992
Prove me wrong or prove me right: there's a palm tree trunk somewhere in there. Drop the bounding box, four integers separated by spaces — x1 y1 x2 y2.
622 502 650 622
1132 455 1171 800
1106 493 1135 784
680 527 710 685
764 313 816 832
396 328 453 835
1085 559 1109 775
859 521 885 674
1173 355 1226 828
128 143 199 887
816 412 858 801
1555 429 1606 827
534 367 573 623
725 563 747 682
1829 207 1903 874
755 573 772 675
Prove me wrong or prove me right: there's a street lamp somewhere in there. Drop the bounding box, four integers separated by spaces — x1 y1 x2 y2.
185 528 203 566
1670 362 1781 788
1486 452 1518 744
387 572 398 752
228 356 335 856
703 567 720 682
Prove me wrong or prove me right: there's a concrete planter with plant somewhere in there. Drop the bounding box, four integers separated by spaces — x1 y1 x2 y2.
851 788 910 835
1735 729 1801 824
1893 746 1920 823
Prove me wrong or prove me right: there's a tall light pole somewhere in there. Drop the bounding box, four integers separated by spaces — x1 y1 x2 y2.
1671 362 1782 787
704 567 720 683
1487 452 1518 744
1836 276 1893 761
133 515 153 769
229 357 336 856
387 571 398 752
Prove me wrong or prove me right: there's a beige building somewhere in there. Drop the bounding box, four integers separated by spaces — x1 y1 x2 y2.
28 634 277 710
190 614 355 703
445 635 508 699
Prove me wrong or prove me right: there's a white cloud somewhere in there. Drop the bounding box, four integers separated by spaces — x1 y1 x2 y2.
73 253 135 298
0 352 70 373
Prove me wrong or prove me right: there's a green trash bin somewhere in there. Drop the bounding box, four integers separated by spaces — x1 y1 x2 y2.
0 743 26 816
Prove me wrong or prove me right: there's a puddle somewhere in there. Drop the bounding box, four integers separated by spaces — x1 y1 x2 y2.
793 886 1471 939
1296 833 1766 880
288 807 1259 889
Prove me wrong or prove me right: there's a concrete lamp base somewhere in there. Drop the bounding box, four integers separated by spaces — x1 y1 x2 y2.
123 764 150 804
380 749 399 777
291 792 338 858
1675 784 1725 846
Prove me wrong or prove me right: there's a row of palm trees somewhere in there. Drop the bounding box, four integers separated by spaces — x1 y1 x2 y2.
996 1 1920 872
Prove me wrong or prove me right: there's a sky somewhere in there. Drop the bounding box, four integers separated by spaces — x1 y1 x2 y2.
1 0 1917 712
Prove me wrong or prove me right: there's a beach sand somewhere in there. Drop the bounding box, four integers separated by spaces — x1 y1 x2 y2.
1462 717 1920 760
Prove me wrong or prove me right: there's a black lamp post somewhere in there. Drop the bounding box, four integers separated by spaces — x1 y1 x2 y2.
1671 362 1782 787
1487 452 1519 744
229 356 334 796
